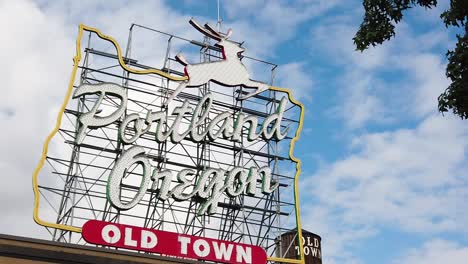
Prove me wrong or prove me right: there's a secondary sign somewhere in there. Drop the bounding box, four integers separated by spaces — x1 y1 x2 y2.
82 220 267 264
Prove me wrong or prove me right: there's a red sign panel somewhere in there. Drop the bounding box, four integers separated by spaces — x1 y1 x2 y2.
82 220 267 264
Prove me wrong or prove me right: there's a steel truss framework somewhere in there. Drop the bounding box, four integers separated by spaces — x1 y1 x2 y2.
36 23 302 261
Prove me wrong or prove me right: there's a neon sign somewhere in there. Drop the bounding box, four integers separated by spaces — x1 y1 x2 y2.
32 19 306 264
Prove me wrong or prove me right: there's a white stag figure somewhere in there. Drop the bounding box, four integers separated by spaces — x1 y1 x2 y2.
167 19 269 104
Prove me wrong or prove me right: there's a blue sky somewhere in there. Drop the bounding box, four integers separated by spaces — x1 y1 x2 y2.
1 1 468 263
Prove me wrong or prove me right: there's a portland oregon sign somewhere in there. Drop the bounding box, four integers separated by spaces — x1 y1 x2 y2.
32 19 306 264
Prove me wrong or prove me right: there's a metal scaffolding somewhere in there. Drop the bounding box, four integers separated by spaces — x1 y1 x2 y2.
37 23 302 260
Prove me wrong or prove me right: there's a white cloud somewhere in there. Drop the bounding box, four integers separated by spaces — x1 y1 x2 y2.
310 20 392 128
301 5 467 263
394 239 468 264
0 0 75 238
222 0 342 59
317 114 467 231
333 70 387 129
302 114 468 261
392 53 449 118
311 12 451 128
277 62 314 101
225 0 342 27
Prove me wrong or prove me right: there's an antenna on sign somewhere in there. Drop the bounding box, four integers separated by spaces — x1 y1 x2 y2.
217 0 222 32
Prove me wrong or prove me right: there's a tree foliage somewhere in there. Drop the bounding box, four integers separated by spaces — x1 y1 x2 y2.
354 0 468 119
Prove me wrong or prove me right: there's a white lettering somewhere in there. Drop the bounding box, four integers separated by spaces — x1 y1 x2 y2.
311 247 318 257
314 237 319 247
73 83 127 145
193 239 210 257
170 101 192 142
226 167 247 197
72 85 289 214
196 168 227 215
101 224 121 244
140 230 158 249
178 236 191 255
108 148 278 214
212 241 234 261
119 112 152 144
75 87 290 145
245 167 260 196
261 96 289 140
236 245 252 263
151 170 173 200
107 146 152 210
304 246 309 256
171 169 197 201
207 112 233 140
260 166 278 194
190 93 212 141
232 113 259 141
124 227 137 247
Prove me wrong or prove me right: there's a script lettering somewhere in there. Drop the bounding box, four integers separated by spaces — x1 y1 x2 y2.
72 83 286 215
73 83 127 145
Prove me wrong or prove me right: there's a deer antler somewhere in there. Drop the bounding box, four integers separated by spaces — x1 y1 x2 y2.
189 18 221 41
225 28 232 39
204 23 232 40
204 23 220 37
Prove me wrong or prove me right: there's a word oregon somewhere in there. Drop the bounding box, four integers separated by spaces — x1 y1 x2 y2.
107 146 278 215
73 83 289 145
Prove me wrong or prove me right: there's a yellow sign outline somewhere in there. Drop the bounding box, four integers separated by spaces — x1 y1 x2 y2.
32 24 306 264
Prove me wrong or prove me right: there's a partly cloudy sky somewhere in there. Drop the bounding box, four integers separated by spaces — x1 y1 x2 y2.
1 0 468 263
